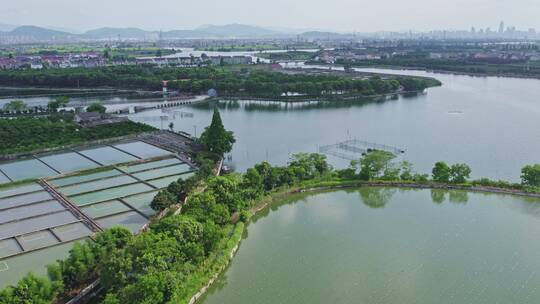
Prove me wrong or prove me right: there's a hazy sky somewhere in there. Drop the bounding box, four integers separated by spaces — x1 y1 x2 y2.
1 0 539 32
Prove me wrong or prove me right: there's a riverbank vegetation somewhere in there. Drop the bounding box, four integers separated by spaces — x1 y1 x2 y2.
1 147 539 303
335 58 540 78
195 44 283 52
0 116 154 155
258 51 316 61
0 65 440 98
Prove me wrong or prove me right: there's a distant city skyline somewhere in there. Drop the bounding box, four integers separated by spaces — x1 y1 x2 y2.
1 0 539 33
0 21 537 36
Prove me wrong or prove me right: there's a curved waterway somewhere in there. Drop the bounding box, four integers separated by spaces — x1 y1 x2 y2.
130 68 540 181
199 188 540 304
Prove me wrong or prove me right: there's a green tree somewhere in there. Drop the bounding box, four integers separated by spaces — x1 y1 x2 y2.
102 293 121 304
182 191 230 225
46 264 64 294
206 176 243 212
521 164 540 187
93 227 133 260
241 168 264 199
167 179 190 202
86 102 106 113
289 153 330 178
0 273 61 304
2 100 26 112
59 242 96 289
199 107 235 156
432 161 451 183
399 161 414 181
152 216 203 244
150 190 177 211
201 220 225 252
47 96 69 112
254 161 279 191
449 163 472 184
382 165 401 181
358 151 396 180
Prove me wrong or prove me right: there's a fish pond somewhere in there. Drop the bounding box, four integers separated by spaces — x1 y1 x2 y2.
200 188 540 304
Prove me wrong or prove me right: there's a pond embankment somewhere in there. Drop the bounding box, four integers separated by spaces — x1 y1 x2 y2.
189 179 540 303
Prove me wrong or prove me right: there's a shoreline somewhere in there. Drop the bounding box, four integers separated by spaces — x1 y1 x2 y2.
216 88 430 103
305 62 540 80
188 179 540 303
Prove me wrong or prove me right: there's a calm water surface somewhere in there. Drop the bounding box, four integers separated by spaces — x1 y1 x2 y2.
130 69 540 181
200 188 540 304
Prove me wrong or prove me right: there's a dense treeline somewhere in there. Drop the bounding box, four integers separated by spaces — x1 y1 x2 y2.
258 51 316 61
0 65 439 97
336 150 540 193
0 153 332 304
336 58 540 78
1 149 539 303
0 116 155 155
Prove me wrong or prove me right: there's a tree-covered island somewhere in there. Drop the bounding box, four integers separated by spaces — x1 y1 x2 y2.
0 65 440 101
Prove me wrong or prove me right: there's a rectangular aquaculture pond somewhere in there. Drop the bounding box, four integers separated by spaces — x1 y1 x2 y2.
96 211 148 233
0 191 54 210
0 200 65 224
0 159 58 182
38 151 100 173
122 191 159 217
77 146 138 165
58 175 138 196
0 172 10 184
69 183 155 207
147 172 195 189
0 140 179 186
80 200 132 219
0 210 79 240
0 138 194 289
0 183 43 199
49 169 123 188
0 240 89 289
133 164 193 180
119 157 182 173
0 182 95 289
113 141 172 159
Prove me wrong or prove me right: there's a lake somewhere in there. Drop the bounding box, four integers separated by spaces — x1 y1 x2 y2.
129 68 540 181
199 188 540 304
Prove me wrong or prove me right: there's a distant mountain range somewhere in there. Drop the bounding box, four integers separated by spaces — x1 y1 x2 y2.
0 23 18 32
0 23 317 42
7 25 79 40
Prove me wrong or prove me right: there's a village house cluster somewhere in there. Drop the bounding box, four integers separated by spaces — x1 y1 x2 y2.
135 53 253 66
0 52 106 69
0 51 254 70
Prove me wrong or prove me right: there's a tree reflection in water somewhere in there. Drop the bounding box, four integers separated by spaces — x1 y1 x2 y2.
431 189 446 204
448 190 468 204
358 187 397 208
430 189 469 205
